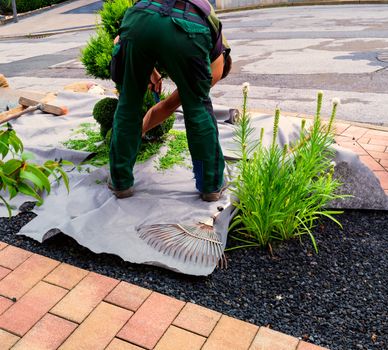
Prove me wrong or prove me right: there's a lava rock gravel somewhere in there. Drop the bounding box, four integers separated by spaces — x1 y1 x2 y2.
0 208 387 350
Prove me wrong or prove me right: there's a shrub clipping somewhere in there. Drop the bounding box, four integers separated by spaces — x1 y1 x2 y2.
230 87 346 253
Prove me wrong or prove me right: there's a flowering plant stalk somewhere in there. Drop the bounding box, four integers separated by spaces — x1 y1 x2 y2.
229 89 346 253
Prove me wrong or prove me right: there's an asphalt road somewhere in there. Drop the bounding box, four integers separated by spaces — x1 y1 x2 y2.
1 3 388 126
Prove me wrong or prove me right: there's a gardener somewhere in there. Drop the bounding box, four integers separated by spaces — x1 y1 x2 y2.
109 0 228 201
142 46 232 135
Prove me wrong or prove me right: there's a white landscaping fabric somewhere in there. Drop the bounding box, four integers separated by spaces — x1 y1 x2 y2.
0 91 386 275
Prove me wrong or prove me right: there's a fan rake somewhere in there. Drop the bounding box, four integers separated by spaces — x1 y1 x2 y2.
138 222 227 268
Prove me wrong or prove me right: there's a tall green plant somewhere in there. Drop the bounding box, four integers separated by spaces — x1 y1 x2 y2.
81 0 133 80
100 0 134 40
0 124 71 216
81 28 113 80
230 88 345 252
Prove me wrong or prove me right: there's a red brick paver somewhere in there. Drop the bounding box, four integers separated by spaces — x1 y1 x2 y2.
106 338 145 350
104 280 152 311
173 302 221 337
297 341 330 350
202 315 259 350
154 325 206 350
0 254 59 300
250 327 299 350
59 302 132 350
334 122 388 192
374 171 388 189
0 266 11 280
0 296 13 315
50 272 119 323
0 245 32 270
44 263 88 290
11 313 77 350
0 329 20 348
117 292 185 349
0 281 67 336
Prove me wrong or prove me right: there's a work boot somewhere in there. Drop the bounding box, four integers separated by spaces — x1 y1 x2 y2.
107 181 134 199
201 191 222 202
201 181 229 202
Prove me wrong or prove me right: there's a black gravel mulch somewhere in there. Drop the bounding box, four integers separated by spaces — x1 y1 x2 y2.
0 207 387 350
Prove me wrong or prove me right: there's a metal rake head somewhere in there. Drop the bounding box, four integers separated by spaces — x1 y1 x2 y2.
138 223 227 268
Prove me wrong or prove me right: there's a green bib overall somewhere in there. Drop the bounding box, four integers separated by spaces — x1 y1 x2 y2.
109 0 225 194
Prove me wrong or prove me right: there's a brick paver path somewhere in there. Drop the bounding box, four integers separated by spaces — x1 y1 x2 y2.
0 121 387 349
0 243 329 350
333 122 388 195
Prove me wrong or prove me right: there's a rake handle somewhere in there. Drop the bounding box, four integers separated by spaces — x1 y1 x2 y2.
0 104 40 125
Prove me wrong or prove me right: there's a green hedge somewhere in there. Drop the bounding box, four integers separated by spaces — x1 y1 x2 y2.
0 0 68 15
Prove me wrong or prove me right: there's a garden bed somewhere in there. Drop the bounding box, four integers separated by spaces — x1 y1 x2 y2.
0 207 386 350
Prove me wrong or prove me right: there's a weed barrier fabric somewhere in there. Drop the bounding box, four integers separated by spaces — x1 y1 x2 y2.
0 91 386 275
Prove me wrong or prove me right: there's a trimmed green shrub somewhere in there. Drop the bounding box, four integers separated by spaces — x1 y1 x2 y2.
93 97 118 137
81 28 113 80
93 93 175 142
81 0 133 81
230 88 346 253
100 0 134 40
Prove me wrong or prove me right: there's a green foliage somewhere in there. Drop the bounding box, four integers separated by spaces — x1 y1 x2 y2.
0 124 71 216
93 97 118 137
142 90 176 141
92 92 175 142
81 28 113 80
157 130 189 170
100 0 134 40
230 89 345 253
63 123 165 167
0 0 12 14
81 0 135 80
63 124 188 170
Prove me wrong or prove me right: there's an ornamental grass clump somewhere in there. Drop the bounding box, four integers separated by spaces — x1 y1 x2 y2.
230 88 345 252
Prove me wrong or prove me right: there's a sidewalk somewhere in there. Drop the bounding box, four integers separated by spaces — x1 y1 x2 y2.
0 242 328 350
0 0 100 39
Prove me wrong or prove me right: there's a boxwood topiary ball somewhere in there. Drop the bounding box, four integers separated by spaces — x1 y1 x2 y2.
93 97 118 137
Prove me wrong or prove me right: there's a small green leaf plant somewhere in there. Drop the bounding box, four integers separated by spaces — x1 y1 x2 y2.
63 123 189 170
0 124 71 216
229 87 346 253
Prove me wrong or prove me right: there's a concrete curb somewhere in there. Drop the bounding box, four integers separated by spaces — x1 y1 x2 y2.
0 25 98 40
